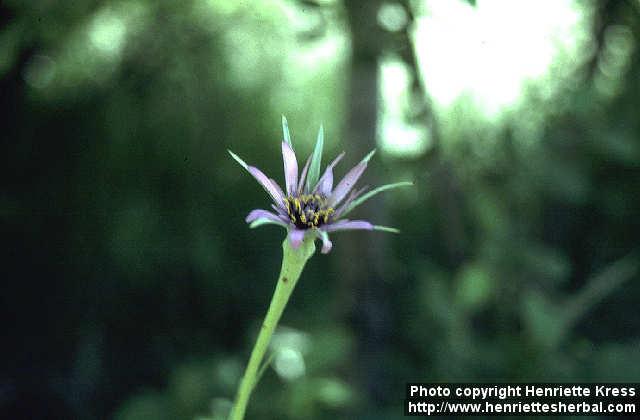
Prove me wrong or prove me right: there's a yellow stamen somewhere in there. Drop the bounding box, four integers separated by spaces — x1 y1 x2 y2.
285 194 334 229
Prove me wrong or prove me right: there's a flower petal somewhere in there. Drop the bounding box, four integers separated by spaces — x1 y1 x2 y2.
335 185 369 217
272 203 288 217
245 209 286 224
313 151 345 195
288 229 306 248
316 166 333 196
323 219 374 232
229 150 285 205
316 230 333 254
297 154 312 194
282 141 298 196
328 150 375 206
269 178 286 207
249 218 289 229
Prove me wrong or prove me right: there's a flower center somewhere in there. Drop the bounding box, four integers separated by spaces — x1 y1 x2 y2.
284 194 335 229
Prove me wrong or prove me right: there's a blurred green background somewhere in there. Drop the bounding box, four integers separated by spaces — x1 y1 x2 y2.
2 0 639 418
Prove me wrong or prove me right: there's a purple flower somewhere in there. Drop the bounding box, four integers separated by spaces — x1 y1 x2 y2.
229 117 411 254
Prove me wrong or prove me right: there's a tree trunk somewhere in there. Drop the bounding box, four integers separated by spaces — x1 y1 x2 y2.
340 0 394 406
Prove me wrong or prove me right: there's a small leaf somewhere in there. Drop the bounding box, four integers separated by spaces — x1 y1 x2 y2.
341 181 413 217
282 115 292 147
306 124 324 192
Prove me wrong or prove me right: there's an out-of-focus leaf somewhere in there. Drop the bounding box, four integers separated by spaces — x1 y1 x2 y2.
455 263 494 312
522 290 563 348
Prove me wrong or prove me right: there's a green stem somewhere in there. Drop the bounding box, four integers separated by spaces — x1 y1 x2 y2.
254 352 275 391
229 235 315 420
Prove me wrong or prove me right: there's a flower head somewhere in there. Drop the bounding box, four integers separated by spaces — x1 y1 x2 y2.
229 117 411 254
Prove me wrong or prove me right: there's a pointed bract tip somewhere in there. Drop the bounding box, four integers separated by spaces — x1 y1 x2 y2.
282 115 292 147
305 123 325 192
249 219 272 229
249 220 263 229
228 150 248 169
317 230 333 254
361 149 376 164
373 225 400 234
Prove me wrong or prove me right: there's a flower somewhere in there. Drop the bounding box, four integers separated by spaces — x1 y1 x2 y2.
229 117 412 254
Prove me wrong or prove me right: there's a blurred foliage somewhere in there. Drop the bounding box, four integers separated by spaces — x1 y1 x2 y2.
1 0 639 419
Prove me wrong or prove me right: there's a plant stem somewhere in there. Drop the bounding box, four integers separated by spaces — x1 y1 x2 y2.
229 235 315 420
